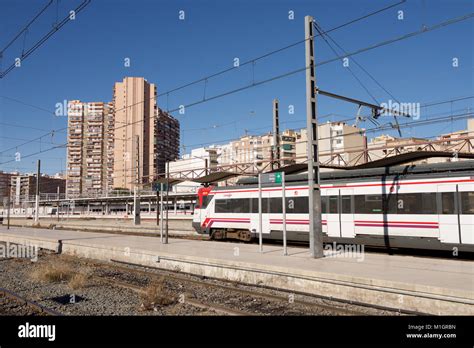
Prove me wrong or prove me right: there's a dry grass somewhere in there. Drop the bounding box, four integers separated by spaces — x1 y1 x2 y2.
140 277 175 311
31 259 92 289
68 272 89 290
31 261 75 283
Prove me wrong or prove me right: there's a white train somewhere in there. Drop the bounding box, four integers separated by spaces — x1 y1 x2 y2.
192 161 474 252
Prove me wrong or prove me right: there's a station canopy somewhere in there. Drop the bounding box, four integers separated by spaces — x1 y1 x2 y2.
344 151 474 169
267 151 474 174
155 151 474 186
192 171 242 184
154 171 243 186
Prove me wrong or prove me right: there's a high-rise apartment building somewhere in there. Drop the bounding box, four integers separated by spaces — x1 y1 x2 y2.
65 78 180 196
112 77 155 190
66 100 114 198
155 108 180 177
112 77 179 190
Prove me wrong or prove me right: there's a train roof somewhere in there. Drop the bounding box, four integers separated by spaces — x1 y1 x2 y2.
232 160 474 187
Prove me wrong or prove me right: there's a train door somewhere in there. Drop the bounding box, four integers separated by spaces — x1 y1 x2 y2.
438 184 460 244
326 189 341 238
458 184 474 245
250 195 270 236
340 189 355 238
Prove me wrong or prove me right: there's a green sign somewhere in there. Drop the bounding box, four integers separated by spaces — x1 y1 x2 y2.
153 183 169 192
274 172 282 184
261 172 282 184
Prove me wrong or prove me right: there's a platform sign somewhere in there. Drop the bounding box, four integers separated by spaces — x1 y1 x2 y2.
261 172 282 184
153 182 168 191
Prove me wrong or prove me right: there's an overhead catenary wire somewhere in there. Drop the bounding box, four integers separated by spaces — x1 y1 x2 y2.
0 0 92 79
1 3 400 155
2 3 466 158
100 0 411 132
0 95 56 115
12 112 470 179
102 12 474 146
312 21 379 104
4 4 473 175
0 128 67 154
1 91 471 173
0 0 54 55
0 122 51 132
313 21 400 104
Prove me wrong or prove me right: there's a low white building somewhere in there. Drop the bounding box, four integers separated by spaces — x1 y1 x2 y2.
168 147 220 192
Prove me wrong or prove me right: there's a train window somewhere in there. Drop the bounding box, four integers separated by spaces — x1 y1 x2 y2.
234 199 250 213
354 195 382 214
251 198 269 213
201 195 212 209
461 192 474 214
395 193 418 214
420 193 437 214
262 197 309 214
341 195 352 214
383 194 397 214
287 197 308 214
215 199 231 213
215 199 250 213
321 196 327 214
441 192 456 214
329 196 338 213
269 198 282 213
394 193 437 214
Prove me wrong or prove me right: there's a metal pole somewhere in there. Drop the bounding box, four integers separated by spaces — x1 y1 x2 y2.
156 189 159 226
305 15 324 258
258 173 263 253
57 186 60 222
34 159 40 223
7 184 11 230
133 187 141 225
282 171 287 255
160 183 164 243
273 98 280 169
165 162 169 244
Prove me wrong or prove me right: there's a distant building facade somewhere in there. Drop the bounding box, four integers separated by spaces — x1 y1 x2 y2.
154 108 180 177
65 78 180 196
295 122 367 168
112 77 180 190
112 77 157 190
66 100 114 198
0 171 14 206
10 174 65 206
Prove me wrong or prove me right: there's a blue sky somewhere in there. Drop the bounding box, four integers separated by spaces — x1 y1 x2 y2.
0 0 473 175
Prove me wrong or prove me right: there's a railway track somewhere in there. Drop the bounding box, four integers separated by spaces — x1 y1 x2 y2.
0 287 61 316
107 259 385 316
95 275 253 316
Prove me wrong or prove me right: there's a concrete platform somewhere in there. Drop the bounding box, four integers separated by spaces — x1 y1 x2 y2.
0 226 472 315
3 218 196 237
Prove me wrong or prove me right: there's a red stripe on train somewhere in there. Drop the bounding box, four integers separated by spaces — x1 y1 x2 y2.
354 220 438 225
355 223 438 229
203 217 439 229
210 178 474 194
